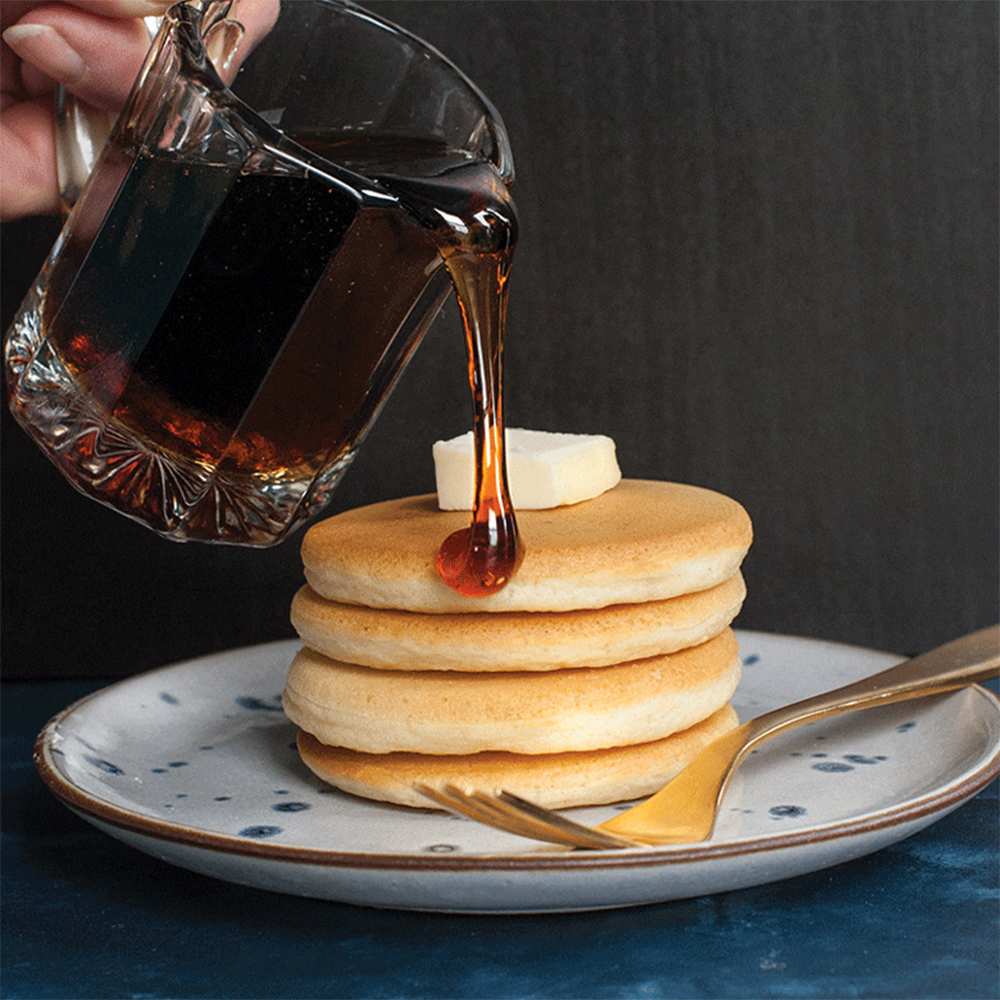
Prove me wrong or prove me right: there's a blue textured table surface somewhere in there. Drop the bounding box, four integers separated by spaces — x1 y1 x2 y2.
3 679 998 1000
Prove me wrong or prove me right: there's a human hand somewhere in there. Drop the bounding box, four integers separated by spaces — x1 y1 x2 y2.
1 0 279 221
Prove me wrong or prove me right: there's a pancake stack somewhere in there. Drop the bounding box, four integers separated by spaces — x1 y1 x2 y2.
282 479 752 809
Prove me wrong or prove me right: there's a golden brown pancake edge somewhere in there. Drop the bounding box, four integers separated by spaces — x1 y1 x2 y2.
290 571 746 671
295 703 740 810
300 480 752 612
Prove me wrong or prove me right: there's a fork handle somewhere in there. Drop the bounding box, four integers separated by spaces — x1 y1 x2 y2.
597 626 999 846
737 624 1000 763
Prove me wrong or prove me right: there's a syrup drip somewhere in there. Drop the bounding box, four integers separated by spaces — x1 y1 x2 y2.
434 223 523 597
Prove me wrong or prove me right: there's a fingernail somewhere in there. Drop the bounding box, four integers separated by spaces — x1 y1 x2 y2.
3 23 87 86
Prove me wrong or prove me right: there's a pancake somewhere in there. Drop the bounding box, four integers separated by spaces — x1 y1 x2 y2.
301 479 752 613
282 629 741 755
291 571 746 672
295 703 740 809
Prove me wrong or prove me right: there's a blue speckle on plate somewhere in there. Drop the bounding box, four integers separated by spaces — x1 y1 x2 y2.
159 692 180 705
83 755 125 776
812 761 854 773
770 805 806 819
239 825 282 839
897 721 917 733
273 802 311 813
167 761 188 768
844 754 883 765
214 796 231 802
743 654 760 666
235 696 283 712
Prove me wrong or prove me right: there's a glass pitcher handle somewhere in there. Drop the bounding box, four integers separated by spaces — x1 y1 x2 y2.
54 2 245 215
53 84 117 215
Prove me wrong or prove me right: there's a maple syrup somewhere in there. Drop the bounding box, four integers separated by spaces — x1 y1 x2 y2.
371 159 524 596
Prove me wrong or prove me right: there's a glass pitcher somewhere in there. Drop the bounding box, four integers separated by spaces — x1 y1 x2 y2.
4 0 515 546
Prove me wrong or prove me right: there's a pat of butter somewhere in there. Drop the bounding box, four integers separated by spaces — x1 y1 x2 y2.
434 429 622 510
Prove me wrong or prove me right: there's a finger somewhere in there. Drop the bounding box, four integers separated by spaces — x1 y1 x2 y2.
4 1 280 106
4 4 156 109
230 0 281 47
0 97 59 218
64 1 172 15
1 2 169 32
222 0 280 80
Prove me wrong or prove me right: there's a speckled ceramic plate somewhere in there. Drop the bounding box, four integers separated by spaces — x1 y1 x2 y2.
35 631 999 913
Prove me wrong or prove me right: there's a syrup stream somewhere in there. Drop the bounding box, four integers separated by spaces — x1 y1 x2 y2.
434 237 523 597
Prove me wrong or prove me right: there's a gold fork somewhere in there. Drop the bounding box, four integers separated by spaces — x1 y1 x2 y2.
415 625 1000 849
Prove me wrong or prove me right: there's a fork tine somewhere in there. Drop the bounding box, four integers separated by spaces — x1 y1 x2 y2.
413 783 581 847
469 789 637 850
412 782 499 826
494 791 642 850
413 783 640 850
460 788 592 847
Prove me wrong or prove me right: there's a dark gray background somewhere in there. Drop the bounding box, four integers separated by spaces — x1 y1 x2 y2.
2 0 997 680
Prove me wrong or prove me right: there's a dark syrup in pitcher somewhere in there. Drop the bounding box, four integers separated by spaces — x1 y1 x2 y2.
9 131 522 591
